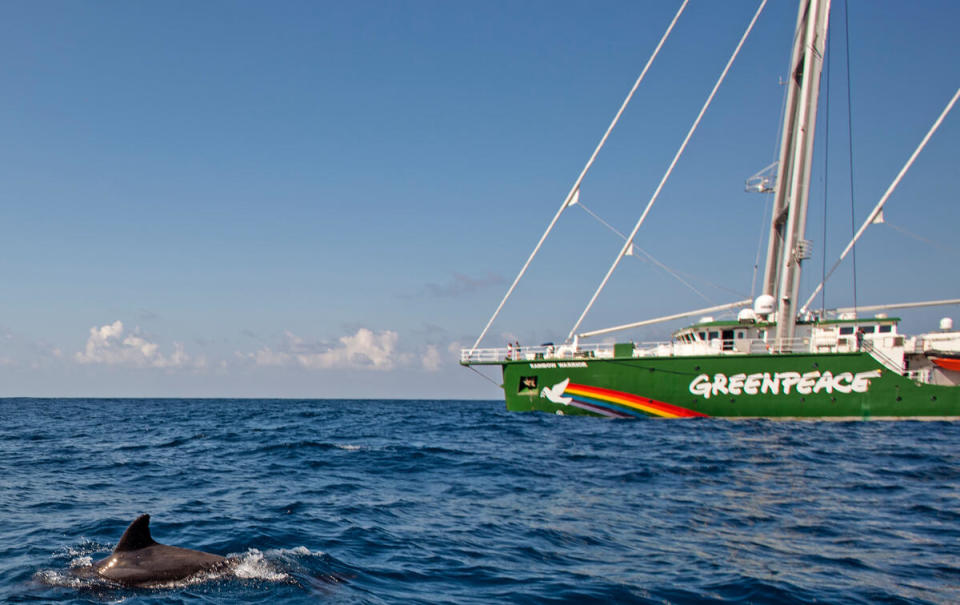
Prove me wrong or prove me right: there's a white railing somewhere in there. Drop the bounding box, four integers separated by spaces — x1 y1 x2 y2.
460 342 617 364
462 336 816 364
460 334 923 364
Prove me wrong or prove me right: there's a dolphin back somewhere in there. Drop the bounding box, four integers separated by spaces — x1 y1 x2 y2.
94 514 228 586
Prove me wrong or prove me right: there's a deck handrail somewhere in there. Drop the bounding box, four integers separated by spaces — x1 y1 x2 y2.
461 336 817 364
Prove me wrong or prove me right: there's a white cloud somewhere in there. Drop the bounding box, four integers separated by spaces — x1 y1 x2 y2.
74 320 201 369
244 328 403 371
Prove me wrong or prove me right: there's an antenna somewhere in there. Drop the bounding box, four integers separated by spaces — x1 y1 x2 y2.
745 161 778 193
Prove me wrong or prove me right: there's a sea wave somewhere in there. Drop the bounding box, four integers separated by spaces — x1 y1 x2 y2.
5 398 960 604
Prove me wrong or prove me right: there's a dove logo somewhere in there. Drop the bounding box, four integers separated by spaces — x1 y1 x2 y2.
541 378 573 405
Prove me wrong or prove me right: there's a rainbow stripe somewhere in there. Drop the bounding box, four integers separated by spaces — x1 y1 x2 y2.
562 382 708 418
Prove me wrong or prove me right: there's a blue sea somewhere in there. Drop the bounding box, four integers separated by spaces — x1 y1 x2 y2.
1 398 958 604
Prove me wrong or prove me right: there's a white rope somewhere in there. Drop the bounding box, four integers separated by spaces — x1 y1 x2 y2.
575 202 713 304
567 0 769 343
800 86 960 314
467 0 690 354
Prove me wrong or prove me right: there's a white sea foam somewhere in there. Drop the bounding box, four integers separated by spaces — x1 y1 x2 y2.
231 548 290 582
34 569 88 588
33 566 121 592
69 555 93 568
54 539 109 561
286 545 316 556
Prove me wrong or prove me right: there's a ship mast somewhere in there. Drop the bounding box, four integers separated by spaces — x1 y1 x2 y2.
760 0 831 350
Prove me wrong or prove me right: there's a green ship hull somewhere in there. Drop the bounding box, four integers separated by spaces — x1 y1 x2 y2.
489 352 960 419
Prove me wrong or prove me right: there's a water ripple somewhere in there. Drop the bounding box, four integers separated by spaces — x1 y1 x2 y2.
1 398 959 603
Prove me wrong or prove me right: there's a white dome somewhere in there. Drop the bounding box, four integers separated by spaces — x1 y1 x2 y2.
737 308 757 323
754 294 775 316
941 317 954 331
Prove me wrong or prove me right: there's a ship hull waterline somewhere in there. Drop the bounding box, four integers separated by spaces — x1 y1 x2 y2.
472 352 960 419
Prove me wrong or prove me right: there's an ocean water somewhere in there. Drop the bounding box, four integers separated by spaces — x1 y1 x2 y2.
1 398 958 604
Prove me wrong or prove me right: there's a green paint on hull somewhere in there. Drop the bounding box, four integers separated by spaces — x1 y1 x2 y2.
491 353 960 419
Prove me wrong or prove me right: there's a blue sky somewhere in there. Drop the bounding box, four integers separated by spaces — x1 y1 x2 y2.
1 1 957 398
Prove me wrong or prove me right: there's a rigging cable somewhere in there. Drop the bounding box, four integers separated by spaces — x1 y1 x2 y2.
573 201 713 305
465 364 504 390
468 0 690 354
568 0 769 343
884 221 960 257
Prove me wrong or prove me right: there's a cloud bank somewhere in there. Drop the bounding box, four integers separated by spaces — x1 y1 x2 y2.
75 320 200 369
67 322 447 375
246 328 402 371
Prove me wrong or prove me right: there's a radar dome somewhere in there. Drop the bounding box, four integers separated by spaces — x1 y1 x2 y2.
738 308 757 323
941 317 954 331
754 295 775 316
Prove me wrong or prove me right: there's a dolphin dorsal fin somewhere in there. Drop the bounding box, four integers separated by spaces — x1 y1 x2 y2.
114 514 157 552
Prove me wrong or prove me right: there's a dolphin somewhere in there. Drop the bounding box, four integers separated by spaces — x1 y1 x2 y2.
93 514 229 586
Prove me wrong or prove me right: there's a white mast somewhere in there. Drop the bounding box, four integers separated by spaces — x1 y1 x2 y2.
760 0 831 350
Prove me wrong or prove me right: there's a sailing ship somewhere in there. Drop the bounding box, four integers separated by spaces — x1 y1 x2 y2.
461 0 960 419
